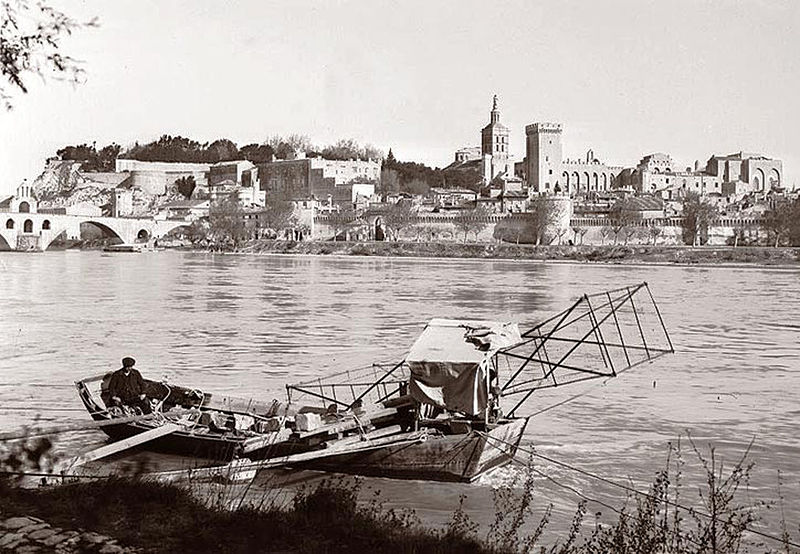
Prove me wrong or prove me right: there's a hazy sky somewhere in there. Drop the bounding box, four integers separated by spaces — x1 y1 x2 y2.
1 0 798 195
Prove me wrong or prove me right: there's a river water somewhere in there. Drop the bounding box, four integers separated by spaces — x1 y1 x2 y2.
1 251 798 542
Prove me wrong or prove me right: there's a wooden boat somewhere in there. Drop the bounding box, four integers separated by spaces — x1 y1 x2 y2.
103 243 145 253
74 283 673 483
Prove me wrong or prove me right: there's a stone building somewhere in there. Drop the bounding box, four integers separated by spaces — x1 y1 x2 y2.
706 152 782 191
454 146 481 163
257 155 380 207
0 181 37 213
525 122 562 195
524 123 623 196
114 159 211 196
624 151 783 200
480 95 511 185
207 160 262 206
561 149 624 195
112 187 133 217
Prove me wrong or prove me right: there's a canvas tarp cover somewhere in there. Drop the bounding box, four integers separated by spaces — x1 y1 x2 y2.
406 319 522 416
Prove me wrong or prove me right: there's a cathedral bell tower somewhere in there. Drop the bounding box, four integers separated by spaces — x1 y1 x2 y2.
481 95 510 184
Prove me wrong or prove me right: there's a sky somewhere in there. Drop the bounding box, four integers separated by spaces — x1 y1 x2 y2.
1 0 798 195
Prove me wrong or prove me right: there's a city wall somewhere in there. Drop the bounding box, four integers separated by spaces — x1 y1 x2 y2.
313 213 763 246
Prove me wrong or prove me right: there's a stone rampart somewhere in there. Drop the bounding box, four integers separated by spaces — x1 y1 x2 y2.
313 213 764 246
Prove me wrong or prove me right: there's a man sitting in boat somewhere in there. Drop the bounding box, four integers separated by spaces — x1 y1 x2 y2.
107 357 150 414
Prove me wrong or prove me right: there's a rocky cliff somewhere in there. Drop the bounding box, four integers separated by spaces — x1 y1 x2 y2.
31 160 185 216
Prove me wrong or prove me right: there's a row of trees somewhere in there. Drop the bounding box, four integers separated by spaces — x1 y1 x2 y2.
185 197 300 248
56 135 386 170
378 149 482 197
574 192 800 247
761 196 800 247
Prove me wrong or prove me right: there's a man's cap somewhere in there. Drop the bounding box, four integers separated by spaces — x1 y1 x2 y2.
122 357 136 367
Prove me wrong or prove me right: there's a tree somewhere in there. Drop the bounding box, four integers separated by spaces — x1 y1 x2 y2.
380 168 400 194
328 208 356 240
453 204 490 242
385 148 397 168
599 226 614 245
761 199 794 247
402 178 430 196
383 200 415 241
609 198 640 245
648 225 663 246
239 143 275 164
681 192 718 246
258 200 296 235
267 134 312 160
788 197 800 246
175 176 196 200
204 138 240 163
571 226 587 245
1 1 96 109
56 142 120 172
554 226 569 245
209 197 247 248
185 220 209 245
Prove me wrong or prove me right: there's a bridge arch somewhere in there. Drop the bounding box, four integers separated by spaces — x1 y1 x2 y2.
136 229 150 242
0 233 10 250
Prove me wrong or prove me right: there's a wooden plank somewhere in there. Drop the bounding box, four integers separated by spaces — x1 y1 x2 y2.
59 423 182 471
148 427 424 483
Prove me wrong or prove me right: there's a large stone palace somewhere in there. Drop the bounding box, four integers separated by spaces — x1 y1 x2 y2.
456 95 786 202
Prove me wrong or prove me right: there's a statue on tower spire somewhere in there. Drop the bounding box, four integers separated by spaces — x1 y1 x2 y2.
490 94 500 124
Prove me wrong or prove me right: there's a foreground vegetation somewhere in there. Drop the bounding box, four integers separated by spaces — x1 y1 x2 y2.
2 436 798 553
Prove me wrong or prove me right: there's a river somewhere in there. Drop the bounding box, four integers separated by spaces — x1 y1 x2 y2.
1 251 798 543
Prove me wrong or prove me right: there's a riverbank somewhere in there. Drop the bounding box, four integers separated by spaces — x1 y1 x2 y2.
228 240 800 266
1 478 487 554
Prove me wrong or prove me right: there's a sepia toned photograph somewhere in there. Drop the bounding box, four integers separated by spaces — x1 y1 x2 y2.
1 1 798 552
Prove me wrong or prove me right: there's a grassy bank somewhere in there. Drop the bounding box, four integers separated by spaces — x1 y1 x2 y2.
231 240 800 266
3 441 799 553
1 478 487 554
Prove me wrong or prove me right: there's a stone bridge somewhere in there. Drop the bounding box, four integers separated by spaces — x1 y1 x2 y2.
0 212 190 251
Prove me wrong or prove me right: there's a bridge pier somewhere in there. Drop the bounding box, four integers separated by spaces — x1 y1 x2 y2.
0 213 188 252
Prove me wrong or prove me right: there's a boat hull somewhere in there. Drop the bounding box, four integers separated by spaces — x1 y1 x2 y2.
294 417 528 482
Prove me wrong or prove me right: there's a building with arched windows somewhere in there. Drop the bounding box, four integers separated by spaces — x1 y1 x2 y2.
0 181 39 214
620 151 784 200
524 123 624 197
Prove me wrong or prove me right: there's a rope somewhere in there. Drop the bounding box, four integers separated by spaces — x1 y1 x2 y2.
478 431 800 549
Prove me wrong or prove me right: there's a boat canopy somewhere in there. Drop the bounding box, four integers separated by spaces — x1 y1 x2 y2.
406 319 521 416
